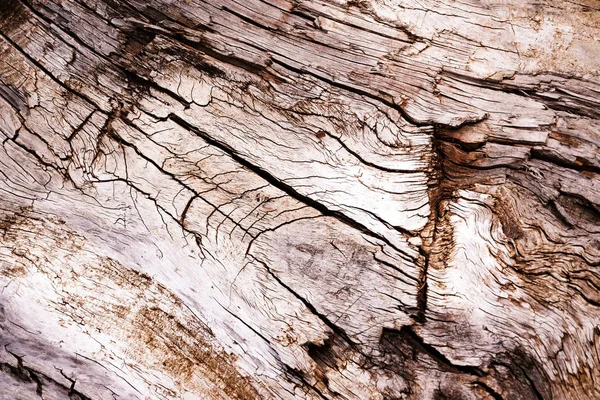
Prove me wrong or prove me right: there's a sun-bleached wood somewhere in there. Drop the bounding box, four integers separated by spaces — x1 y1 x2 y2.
0 0 599 399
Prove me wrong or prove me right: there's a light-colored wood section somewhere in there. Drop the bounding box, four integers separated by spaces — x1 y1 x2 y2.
0 0 599 398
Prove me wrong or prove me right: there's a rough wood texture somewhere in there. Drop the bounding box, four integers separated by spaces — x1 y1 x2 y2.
0 0 599 399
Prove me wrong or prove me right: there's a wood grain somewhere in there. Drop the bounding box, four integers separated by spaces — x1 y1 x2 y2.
0 0 599 398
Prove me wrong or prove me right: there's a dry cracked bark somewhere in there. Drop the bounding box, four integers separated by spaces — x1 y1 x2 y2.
0 0 599 399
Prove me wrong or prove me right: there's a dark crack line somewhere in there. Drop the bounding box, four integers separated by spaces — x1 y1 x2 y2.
169 113 417 260
0 30 99 109
445 69 600 120
3 347 92 400
396 326 485 377
473 381 505 400
250 255 356 346
104 120 253 239
319 129 424 173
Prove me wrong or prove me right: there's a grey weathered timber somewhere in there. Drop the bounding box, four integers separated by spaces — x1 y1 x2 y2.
0 0 599 399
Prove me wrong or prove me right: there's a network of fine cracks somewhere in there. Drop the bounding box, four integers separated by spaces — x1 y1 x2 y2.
0 0 599 399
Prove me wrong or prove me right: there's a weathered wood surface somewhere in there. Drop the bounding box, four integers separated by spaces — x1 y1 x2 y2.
0 0 599 398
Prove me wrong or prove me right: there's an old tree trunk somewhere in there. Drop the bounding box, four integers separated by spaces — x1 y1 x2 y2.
1 0 600 398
